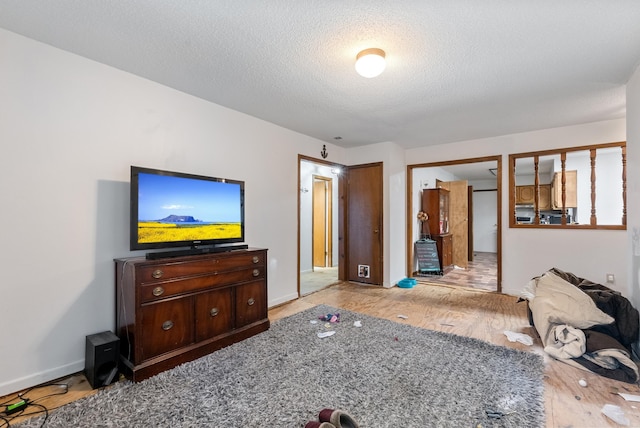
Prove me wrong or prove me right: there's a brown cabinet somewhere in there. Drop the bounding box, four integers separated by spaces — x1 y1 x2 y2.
515 184 551 210
115 249 269 381
421 188 450 236
552 170 577 209
421 188 452 273
515 185 535 205
539 185 551 210
434 234 453 274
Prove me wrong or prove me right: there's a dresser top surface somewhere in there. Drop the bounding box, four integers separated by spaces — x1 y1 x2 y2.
115 247 267 264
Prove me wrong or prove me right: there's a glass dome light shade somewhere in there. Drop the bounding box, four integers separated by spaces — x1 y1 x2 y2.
355 48 386 78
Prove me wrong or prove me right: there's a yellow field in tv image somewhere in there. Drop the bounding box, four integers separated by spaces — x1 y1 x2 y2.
138 221 241 243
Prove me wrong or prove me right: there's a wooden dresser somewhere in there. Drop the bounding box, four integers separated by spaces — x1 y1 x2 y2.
114 248 269 381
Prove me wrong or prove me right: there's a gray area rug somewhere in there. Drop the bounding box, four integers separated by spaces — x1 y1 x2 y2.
17 305 544 427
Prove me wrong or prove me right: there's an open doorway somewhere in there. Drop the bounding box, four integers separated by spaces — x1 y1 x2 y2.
407 156 501 292
299 156 343 295
313 175 333 268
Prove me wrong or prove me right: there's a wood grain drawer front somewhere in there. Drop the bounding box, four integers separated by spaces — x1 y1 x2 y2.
140 267 266 303
235 280 267 328
195 288 233 342
140 298 194 361
442 234 452 266
137 252 266 284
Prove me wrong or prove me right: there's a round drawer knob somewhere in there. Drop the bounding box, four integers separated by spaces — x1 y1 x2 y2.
252 269 260 277
152 286 164 297
252 256 259 264
152 269 164 279
210 307 219 317
161 320 174 331
247 298 255 306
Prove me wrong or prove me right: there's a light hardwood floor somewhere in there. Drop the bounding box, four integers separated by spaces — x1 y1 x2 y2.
4 281 640 427
417 251 498 292
300 266 339 295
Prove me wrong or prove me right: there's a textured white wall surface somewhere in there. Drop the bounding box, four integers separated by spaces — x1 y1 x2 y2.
1 18 638 399
0 29 347 396
0 2 639 148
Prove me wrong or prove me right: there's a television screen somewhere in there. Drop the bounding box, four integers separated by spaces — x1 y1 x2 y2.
130 166 245 252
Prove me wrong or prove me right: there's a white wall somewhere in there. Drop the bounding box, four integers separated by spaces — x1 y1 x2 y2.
406 119 628 297
626 63 640 353
0 29 351 395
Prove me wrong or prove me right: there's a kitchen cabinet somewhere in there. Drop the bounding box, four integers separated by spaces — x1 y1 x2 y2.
539 185 551 210
552 170 577 209
515 185 535 205
515 184 551 210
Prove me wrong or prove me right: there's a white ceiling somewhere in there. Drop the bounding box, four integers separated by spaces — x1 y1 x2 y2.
2 1 640 149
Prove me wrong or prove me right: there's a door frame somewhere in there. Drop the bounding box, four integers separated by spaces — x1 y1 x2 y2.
298 155 346 296
406 156 502 291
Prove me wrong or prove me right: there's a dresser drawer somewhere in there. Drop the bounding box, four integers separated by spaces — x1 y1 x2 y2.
235 280 267 328
137 252 265 284
140 297 194 361
140 266 265 303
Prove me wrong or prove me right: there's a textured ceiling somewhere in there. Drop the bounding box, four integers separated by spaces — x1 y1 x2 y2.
1 1 640 149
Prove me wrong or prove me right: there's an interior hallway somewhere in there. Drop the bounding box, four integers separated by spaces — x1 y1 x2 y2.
300 266 339 295
417 251 498 292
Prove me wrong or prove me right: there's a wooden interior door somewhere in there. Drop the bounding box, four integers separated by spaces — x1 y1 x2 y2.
439 180 469 269
347 163 383 285
312 176 332 267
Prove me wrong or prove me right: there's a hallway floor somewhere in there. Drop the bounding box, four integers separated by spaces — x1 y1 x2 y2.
300 266 339 295
417 251 498 292
303 252 498 294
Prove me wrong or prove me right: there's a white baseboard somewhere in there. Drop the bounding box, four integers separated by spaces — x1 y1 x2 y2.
268 292 299 308
0 359 84 397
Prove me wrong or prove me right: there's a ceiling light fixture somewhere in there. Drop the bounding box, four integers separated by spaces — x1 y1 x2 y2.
355 48 386 78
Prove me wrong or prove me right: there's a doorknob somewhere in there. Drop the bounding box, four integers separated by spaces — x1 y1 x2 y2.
374 229 379 233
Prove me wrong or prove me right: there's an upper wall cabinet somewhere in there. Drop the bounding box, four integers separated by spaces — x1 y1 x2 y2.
509 141 626 229
551 170 577 209
516 184 551 209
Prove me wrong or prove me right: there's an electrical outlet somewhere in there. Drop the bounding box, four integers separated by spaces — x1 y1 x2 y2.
606 273 615 283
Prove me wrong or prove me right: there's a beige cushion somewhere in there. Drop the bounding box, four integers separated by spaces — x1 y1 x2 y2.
529 271 613 345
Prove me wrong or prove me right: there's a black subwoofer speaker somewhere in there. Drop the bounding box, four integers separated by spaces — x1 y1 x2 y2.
85 331 120 389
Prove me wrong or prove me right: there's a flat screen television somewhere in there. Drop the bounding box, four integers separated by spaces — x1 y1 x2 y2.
130 166 246 259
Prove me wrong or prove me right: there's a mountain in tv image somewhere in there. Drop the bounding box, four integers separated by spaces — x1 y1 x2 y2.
158 215 201 223
137 217 241 244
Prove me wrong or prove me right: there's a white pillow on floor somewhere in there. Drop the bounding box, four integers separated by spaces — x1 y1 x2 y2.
530 271 614 329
